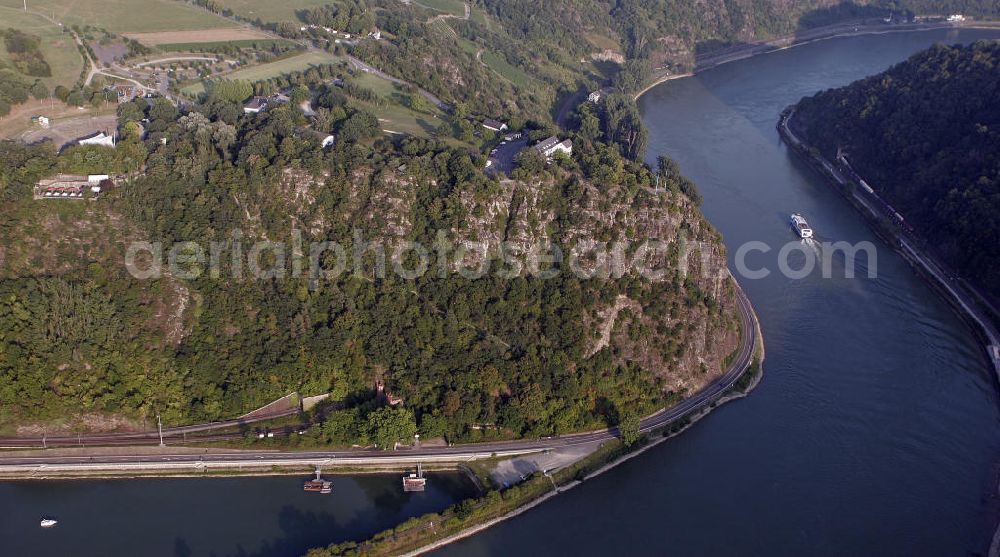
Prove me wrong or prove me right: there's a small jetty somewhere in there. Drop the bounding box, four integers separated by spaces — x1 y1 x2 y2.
304 468 332 494
403 463 427 492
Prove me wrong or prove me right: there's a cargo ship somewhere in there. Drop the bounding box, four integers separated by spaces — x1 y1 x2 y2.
790 213 814 239
304 469 332 494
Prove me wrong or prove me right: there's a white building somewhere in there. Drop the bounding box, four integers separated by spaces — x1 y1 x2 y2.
482 118 508 132
77 131 115 148
533 136 573 159
243 96 268 114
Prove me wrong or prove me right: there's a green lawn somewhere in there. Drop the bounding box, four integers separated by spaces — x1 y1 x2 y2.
213 0 331 25
454 36 479 57
0 0 233 34
481 51 533 88
585 32 621 52
469 6 488 26
414 0 465 17
346 72 447 138
0 7 85 89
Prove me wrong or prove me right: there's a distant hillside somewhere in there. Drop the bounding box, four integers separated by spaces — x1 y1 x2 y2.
189 0 1000 123
791 40 1000 299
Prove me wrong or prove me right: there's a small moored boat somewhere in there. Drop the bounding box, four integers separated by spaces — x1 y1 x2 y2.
303 469 332 494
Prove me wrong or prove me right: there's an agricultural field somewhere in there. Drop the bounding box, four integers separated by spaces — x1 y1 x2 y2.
124 28 272 46
0 7 84 89
181 50 344 96
0 97 115 142
213 0 331 25
0 0 235 34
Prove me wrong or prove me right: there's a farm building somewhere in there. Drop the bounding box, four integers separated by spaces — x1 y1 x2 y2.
34 174 113 200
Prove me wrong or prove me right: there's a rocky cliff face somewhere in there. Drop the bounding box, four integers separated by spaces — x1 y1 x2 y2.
273 163 741 397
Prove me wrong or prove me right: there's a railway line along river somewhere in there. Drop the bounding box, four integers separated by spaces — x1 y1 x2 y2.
432 28 1000 556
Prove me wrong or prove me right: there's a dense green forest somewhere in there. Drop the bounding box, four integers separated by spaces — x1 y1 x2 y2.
792 40 1000 299
0 88 738 442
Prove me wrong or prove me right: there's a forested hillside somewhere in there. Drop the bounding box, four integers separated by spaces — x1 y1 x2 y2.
226 0 1000 121
0 94 739 441
792 40 1000 299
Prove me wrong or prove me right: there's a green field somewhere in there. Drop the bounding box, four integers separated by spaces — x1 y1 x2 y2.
414 0 465 17
346 72 446 138
0 7 85 89
214 0 331 24
586 32 621 52
0 0 233 34
182 51 345 96
481 51 533 87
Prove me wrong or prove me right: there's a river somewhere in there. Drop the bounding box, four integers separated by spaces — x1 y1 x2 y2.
432 28 1000 556
0 473 475 557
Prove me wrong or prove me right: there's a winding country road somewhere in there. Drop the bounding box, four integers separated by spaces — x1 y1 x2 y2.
0 277 758 470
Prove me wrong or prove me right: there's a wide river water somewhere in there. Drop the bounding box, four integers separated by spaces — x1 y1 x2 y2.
0 473 476 556
433 28 1000 556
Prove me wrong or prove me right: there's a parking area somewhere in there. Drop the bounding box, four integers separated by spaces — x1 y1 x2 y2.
487 136 529 175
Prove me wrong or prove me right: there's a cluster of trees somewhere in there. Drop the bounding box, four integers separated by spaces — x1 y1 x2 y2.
0 70 30 116
299 0 376 34
793 41 1000 299
1 29 52 77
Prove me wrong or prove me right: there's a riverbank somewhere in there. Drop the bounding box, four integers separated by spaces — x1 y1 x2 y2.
305 303 765 557
634 19 1000 101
